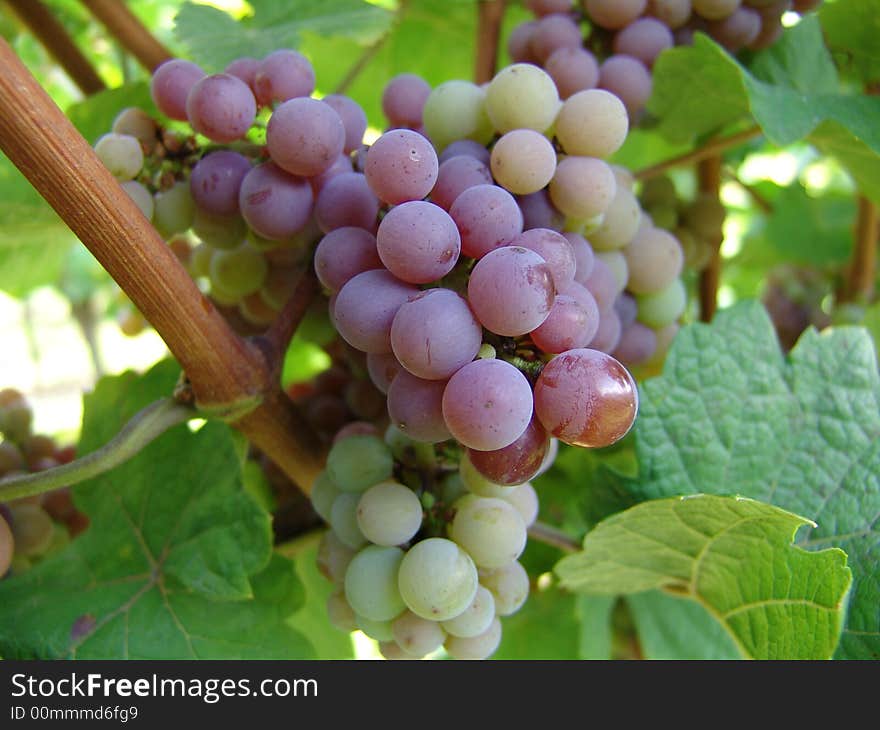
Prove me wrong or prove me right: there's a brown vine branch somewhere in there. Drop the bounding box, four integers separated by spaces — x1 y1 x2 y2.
475 0 506 85
79 0 172 72
5 0 106 95
634 126 762 181
698 155 723 323
841 197 878 304
0 39 324 494
528 521 580 554
258 267 321 378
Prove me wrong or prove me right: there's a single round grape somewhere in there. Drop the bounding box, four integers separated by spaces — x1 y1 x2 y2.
449 184 523 259
589 308 623 353
121 181 153 220
311 471 339 523
615 292 639 330
387 371 452 444
322 94 368 153
580 258 617 310
529 13 584 63
311 153 354 194
317 529 356 583
613 322 659 366
504 483 539 527
397 538 479 621
530 293 599 353
333 421 380 446
441 358 534 452
468 246 555 336
438 139 491 166
708 8 761 51
0 514 13 577
647 0 693 29
590 186 642 251
186 73 256 143
431 155 494 211
444 617 502 660
334 269 419 354
585 0 648 28
450 495 527 569
682 193 726 240
549 157 617 220
480 561 530 615
382 73 432 128
625 226 684 294
8 504 54 557
490 129 557 195
518 190 565 231
112 107 157 151
151 58 205 121
484 63 560 134
565 232 595 282
327 590 357 632
314 227 382 292
239 162 314 240
357 480 423 547
356 615 394 642
637 278 687 328
555 89 629 159
190 150 252 217
209 242 267 297
365 129 439 205
238 292 277 327
534 348 638 448
391 289 481 380
326 433 394 493
267 97 346 177
510 228 577 289
315 172 380 233
422 80 494 152
344 545 406 622
366 352 402 395
441 585 495 639
377 201 461 283
596 250 628 292
153 181 195 238
614 17 675 67
224 56 260 88
459 451 513 498
507 21 538 64
378 641 410 660
193 208 246 250
599 54 654 117
693 0 741 20
391 611 446 658
467 416 550 487
330 493 368 550
94 133 143 181
537 437 559 476
545 46 601 99
253 49 315 106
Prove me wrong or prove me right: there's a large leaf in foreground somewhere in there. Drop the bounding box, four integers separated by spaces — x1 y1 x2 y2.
556 495 852 660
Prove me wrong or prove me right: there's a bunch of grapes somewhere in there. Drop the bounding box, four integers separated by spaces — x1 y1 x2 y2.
508 0 824 119
0 389 88 580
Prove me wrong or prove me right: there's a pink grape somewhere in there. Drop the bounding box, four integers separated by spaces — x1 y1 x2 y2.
377 201 461 283
190 150 251 217
467 416 550 486
151 59 205 121
431 156 494 211
518 190 565 231
589 308 623 353
315 172 380 233
321 95 368 154
613 18 675 67
533 348 638 448
449 184 523 259
365 129 439 205
253 49 315 106
186 73 256 143
530 294 599 353
387 371 452 444
564 232 596 282
442 359 534 451
391 289 482 380
582 258 618 311
599 55 654 117
314 227 383 292
382 73 432 128
239 162 313 240
224 56 260 88
613 322 658 366
507 21 538 64
585 0 648 29
310 153 354 194
545 46 600 99
438 139 491 166
529 13 583 64
267 97 345 177
509 228 576 289
366 352 403 395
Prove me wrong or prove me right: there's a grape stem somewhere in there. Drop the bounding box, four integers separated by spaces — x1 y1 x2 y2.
634 126 762 181
6 0 106 95
697 155 723 322
841 197 878 304
528 521 580 554
475 0 506 84
0 398 193 502
79 0 172 71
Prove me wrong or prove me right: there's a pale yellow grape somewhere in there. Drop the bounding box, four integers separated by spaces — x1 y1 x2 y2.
449 496 527 569
356 615 394 642
423 80 494 152
485 63 560 133
460 452 512 498
503 483 539 527
441 585 496 638
94 132 143 180
209 241 268 297
555 89 628 158
326 591 357 632
316 529 356 584
398 538 478 621
153 181 196 238
310 471 339 522
391 611 446 657
120 181 154 221
611 164 636 190
344 545 406 621
378 641 411 660
188 243 212 279
479 561 530 616
624 225 684 294
636 278 687 328
693 0 741 21
589 185 642 251
595 251 628 293
549 156 617 219
329 493 367 550
356 480 423 547
490 129 557 195
444 618 502 660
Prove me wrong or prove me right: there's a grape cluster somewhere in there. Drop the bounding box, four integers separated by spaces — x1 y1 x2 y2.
0 389 88 579
508 0 824 119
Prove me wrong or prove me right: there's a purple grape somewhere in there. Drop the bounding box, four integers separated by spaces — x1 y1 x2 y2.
589 308 623 353
582 257 618 311
613 18 675 67
253 49 315 106
530 293 599 353
151 59 206 121
239 162 313 240
190 150 252 217
518 190 565 231
449 184 523 259
533 348 638 448
314 227 383 292
467 246 555 337
267 97 345 177
545 47 600 99
599 54 653 117
507 21 538 64
334 269 419 354
612 322 658 366
431 155 494 211
529 13 583 64
442 359 534 451
438 139 491 166
310 153 354 194
322 94 368 153
186 73 256 143
382 73 432 128
565 232 596 282
615 292 639 329
387 371 452 444
315 172 379 233
560 280 600 321
225 56 260 89
376 201 461 283
391 289 483 380
366 352 403 395
365 129 439 205
509 228 576 289
467 416 550 486
707 8 762 51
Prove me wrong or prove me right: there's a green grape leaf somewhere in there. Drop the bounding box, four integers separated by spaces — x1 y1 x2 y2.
627 301 880 659
0 361 313 659
556 495 852 660
649 20 880 202
66 81 157 145
820 0 880 84
173 0 393 71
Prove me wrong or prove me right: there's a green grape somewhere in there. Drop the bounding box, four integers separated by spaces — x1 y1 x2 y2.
8 504 54 557
327 434 394 493
154 181 196 238
391 611 446 658
344 545 406 621
356 615 395 642
329 493 367 551
444 617 502 660
502 483 538 527
589 186 642 251
0 441 25 475
192 208 246 250
209 243 268 298
188 243 212 279
94 133 143 181
398 538 478 621
120 181 154 220
639 175 677 208
422 80 494 152
317 529 356 583
311 471 339 523
449 496 527 569
459 452 512 499
636 278 687 328
480 561 529 616
441 585 495 639
484 63 560 134
326 590 357 632
356 481 423 547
